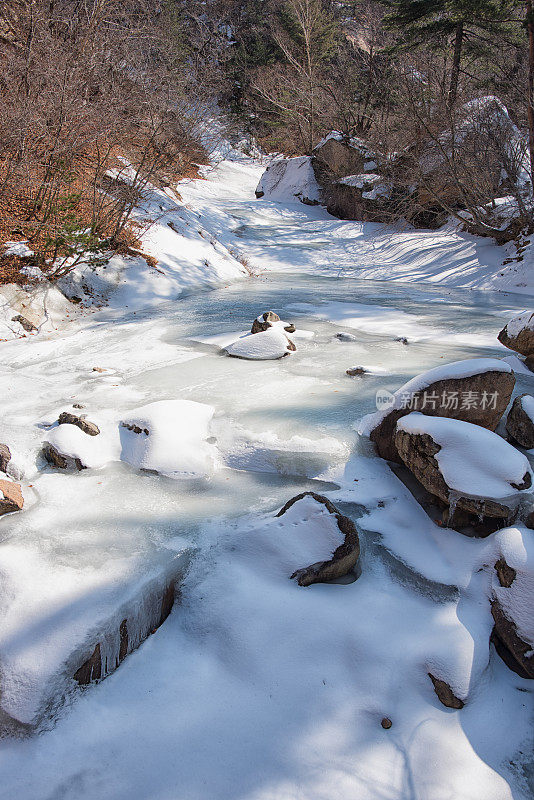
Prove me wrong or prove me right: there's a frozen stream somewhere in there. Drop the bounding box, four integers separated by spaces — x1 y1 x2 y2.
0 167 533 799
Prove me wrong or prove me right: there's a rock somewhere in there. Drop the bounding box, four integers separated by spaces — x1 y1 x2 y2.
525 355 534 373
498 311 534 357
0 443 11 474
490 526 534 679
362 358 515 463
335 332 358 342
11 314 37 333
224 326 296 360
381 717 392 729
311 133 373 185
92 366 106 373
428 673 464 709
255 156 322 205
42 442 85 472
506 394 534 449
58 411 100 437
74 579 176 685
394 414 532 526
395 337 409 345
346 367 367 376
324 173 394 223
251 311 280 333
276 492 360 586
0 479 23 515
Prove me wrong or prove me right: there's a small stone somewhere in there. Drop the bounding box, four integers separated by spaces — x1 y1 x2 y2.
12 314 37 333
395 337 409 344
0 443 12 474
346 366 367 376
381 717 392 729
92 367 106 373
494 557 516 588
428 673 464 709
335 332 357 342
251 311 280 334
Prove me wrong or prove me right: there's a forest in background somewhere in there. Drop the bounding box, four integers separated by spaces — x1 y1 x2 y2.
1 0 534 280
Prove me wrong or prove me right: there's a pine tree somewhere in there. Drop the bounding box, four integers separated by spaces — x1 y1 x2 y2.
382 0 517 106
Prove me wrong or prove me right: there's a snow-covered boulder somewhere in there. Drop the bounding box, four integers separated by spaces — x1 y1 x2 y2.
360 358 515 463
0 479 23 515
498 311 534 358
325 173 394 222
490 526 534 678
255 156 322 205
58 411 100 437
43 424 116 471
251 311 295 335
506 394 534 449
119 399 217 479
224 326 296 360
276 492 360 586
394 413 532 527
311 132 376 185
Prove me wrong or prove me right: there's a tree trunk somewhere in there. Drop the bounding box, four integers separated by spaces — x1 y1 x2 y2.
448 21 463 108
526 0 534 194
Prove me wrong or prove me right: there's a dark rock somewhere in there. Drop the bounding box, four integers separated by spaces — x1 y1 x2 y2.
92 367 107 373
0 444 11 474
311 136 370 185
381 717 392 729
11 314 37 333
396 337 409 345
0 479 23 515
370 367 515 463
494 558 516 588
284 323 296 334
346 367 367 376
58 411 100 437
251 311 281 334
491 600 534 679
42 443 85 472
74 644 102 685
525 355 534 373
277 492 360 586
428 673 464 709
506 395 534 449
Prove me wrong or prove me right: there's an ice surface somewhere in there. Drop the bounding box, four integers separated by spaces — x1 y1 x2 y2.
397 412 533 499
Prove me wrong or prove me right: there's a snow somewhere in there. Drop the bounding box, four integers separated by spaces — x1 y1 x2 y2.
3 241 34 258
0 151 533 800
224 326 294 360
43 422 120 470
255 155 322 205
359 357 512 436
520 393 534 422
397 412 533 500
120 399 217 479
338 173 392 200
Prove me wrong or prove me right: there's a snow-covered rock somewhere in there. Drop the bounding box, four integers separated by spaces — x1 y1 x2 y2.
490 526 534 678
251 310 295 335
119 399 217 479
255 156 322 205
498 310 534 357
43 423 117 471
57 411 100 437
276 492 360 586
224 326 296 360
506 394 534 449
360 358 515 462
395 413 533 525
311 132 376 184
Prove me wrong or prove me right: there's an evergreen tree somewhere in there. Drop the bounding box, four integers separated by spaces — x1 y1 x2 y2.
382 0 517 105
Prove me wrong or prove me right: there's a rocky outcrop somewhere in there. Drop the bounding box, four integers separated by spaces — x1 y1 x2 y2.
365 359 515 463
506 394 534 449
491 600 534 679
58 411 100 437
0 479 23 515
394 414 532 528
428 673 464 709
276 492 360 586
498 311 534 358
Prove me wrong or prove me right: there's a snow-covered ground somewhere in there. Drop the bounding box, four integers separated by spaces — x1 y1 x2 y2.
0 152 532 800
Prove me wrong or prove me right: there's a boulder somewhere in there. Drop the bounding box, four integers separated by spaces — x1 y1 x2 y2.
490 526 534 679
498 311 534 357
42 442 85 472
311 133 375 185
0 479 23 515
346 367 367 376
0 443 11 474
276 492 360 586
394 413 532 527
324 173 394 223
255 156 322 206
428 673 464 709
224 326 296 360
360 358 515 463
506 394 534 449
58 411 100 437
43 423 116 471
251 312 296 335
